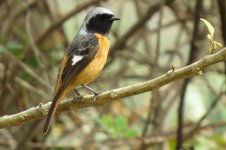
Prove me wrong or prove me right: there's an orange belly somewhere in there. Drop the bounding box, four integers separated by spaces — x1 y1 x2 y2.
68 33 110 89
52 33 110 103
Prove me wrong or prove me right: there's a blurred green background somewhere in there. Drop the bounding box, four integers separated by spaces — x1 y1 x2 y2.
0 0 225 149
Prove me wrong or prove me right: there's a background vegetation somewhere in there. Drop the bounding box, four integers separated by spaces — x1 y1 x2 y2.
0 0 225 149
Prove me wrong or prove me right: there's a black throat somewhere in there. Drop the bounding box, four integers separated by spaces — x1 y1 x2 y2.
86 14 114 35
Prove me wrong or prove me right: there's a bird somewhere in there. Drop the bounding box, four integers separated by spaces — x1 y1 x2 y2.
43 7 120 135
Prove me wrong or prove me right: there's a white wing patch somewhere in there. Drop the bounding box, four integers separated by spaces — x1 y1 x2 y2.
72 55 83 66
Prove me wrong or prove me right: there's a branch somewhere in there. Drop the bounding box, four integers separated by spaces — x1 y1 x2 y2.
109 0 175 57
23 0 104 55
34 0 104 44
79 120 226 148
0 47 226 129
176 0 203 149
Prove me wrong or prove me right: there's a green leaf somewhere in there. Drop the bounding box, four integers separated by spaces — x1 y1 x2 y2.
200 18 214 37
6 41 23 50
122 129 137 138
214 41 222 48
19 72 31 80
168 139 176 150
6 41 23 59
207 34 212 41
214 135 226 145
114 116 128 137
27 55 39 68
0 46 6 53
115 116 128 132
98 115 113 128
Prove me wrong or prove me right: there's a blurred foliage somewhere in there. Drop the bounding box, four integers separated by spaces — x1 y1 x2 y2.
0 0 226 149
98 115 137 139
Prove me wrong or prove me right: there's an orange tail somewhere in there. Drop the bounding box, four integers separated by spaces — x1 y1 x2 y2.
43 95 61 135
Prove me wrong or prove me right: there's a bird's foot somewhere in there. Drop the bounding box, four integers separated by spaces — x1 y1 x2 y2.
73 89 82 102
92 91 103 104
81 84 103 104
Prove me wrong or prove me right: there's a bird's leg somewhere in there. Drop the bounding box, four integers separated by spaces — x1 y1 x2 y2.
73 89 82 101
74 89 80 96
81 84 102 104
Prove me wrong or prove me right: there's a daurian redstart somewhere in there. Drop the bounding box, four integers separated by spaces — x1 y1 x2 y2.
43 7 120 135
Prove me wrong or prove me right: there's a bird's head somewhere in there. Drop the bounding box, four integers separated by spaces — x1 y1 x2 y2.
80 7 120 35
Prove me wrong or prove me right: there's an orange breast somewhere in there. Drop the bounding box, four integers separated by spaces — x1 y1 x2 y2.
69 33 110 88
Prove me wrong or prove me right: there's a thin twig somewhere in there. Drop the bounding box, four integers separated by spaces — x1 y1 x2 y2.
0 47 225 129
176 0 203 149
25 7 46 69
33 0 104 45
187 93 224 138
9 53 51 89
109 0 175 58
156 0 165 63
84 120 226 148
15 77 50 100
217 0 226 99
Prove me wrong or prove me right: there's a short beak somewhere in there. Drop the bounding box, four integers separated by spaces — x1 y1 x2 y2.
107 16 120 21
112 16 120 21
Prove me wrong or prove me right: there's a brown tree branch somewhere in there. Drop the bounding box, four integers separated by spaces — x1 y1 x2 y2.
22 0 105 58
34 0 104 44
176 0 203 149
95 120 226 148
109 0 175 57
0 47 226 129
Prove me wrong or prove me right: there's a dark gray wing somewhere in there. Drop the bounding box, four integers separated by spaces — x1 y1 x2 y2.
60 34 99 90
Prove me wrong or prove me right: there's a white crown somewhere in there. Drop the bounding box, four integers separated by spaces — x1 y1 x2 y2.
79 7 114 35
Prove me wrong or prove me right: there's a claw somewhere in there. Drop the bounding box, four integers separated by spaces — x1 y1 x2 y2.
93 91 103 104
81 84 103 104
